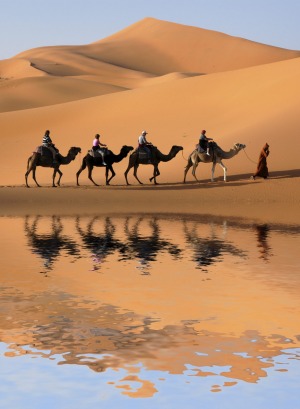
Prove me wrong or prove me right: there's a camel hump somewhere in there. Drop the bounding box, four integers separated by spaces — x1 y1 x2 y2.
34 145 52 156
34 145 43 154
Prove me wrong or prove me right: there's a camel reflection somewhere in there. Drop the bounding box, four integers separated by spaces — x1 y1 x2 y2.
119 217 182 273
183 220 246 269
254 224 272 261
75 216 124 271
24 215 80 274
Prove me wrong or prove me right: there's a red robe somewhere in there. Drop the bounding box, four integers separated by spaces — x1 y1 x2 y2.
253 143 269 178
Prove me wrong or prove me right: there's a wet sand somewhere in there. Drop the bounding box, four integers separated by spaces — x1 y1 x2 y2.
1 172 299 224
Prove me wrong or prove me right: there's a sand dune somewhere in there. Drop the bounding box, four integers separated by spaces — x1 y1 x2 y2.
0 56 299 187
0 17 299 215
90 18 300 75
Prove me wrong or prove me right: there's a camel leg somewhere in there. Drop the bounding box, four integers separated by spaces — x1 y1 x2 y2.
191 163 199 182
57 169 63 186
150 165 160 184
133 164 143 184
32 168 41 187
218 161 227 182
25 168 31 188
211 162 216 182
87 165 99 186
183 163 192 183
76 160 87 186
124 164 133 185
106 166 115 185
52 169 58 187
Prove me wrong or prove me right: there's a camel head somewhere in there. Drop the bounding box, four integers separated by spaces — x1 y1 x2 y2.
233 143 246 152
121 145 134 154
172 145 184 153
68 146 81 158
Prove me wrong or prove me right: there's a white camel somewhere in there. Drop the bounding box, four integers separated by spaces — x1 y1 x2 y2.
183 142 246 183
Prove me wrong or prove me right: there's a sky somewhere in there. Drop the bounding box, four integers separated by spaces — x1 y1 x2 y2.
0 0 299 60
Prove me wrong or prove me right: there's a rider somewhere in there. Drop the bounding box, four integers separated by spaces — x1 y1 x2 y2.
198 129 213 156
92 133 107 165
138 130 152 162
42 130 58 164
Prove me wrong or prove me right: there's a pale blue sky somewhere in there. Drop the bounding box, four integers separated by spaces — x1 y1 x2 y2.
0 0 299 60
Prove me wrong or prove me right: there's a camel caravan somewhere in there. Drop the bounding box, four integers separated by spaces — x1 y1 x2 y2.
25 129 246 187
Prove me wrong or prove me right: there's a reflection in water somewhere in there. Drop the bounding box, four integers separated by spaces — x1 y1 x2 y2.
255 224 272 261
183 220 247 270
75 216 124 271
119 217 182 273
24 215 80 275
1 214 300 406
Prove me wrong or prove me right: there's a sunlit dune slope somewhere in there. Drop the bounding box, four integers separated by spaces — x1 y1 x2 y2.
13 17 300 78
90 17 300 75
1 17 299 113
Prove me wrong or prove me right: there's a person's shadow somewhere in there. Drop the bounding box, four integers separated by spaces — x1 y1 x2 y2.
24 215 80 275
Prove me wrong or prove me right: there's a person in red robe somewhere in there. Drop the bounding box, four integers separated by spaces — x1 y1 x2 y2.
251 143 270 179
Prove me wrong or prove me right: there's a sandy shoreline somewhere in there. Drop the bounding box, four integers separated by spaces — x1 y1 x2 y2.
1 174 299 225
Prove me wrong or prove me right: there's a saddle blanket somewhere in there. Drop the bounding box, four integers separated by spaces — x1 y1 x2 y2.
88 149 106 158
34 145 59 155
34 145 48 155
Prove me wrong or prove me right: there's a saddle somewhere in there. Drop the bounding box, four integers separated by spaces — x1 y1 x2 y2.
89 149 101 158
137 148 150 160
89 148 109 158
196 143 206 154
34 145 58 156
137 144 155 160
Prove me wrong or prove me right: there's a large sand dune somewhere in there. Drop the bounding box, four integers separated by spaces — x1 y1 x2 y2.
0 17 299 220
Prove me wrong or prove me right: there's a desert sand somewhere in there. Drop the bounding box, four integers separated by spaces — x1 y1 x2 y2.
0 18 299 224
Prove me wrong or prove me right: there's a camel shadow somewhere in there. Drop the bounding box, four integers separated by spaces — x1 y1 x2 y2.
116 168 300 191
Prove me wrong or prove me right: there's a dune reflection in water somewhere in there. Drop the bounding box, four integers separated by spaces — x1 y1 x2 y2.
0 214 299 406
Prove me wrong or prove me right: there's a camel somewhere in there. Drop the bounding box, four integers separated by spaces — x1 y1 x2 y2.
183 142 246 183
25 146 81 188
124 145 183 185
76 145 134 186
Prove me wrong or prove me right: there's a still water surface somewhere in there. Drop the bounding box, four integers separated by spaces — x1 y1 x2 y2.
0 214 299 408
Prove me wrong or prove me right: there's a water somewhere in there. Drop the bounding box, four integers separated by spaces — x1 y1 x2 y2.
0 214 299 408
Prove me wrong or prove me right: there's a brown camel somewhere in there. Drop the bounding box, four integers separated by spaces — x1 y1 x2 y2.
183 142 246 183
76 145 134 186
25 146 81 187
124 145 183 185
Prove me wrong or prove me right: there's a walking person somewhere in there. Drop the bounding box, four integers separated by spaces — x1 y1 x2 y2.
251 143 270 180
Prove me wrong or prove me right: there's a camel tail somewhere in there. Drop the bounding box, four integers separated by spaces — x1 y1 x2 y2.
27 155 33 170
